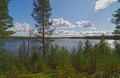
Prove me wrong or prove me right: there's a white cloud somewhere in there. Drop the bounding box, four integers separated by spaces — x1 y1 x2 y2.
14 22 31 32
76 20 94 28
52 18 76 28
7 20 113 37
52 30 83 37
90 27 97 31
8 22 33 36
105 40 115 48
51 29 113 37
94 0 117 12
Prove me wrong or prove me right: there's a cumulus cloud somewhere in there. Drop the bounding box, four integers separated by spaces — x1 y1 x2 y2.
52 18 76 28
90 27 97 31
8 22 33 36
7 20 113 37
52 30 83 37
52 19 94 29
76 20 94 28
94 0 117 12
13 22 32 32
51 29 113 37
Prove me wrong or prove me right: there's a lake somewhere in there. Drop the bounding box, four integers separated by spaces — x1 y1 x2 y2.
2 39 115 52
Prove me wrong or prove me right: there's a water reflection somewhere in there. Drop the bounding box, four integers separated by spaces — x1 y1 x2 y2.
51 39 100 50
3 39 117 52
114 40 120 53
105 40 115 48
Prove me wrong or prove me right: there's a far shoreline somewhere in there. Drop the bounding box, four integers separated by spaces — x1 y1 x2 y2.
1 35 119 40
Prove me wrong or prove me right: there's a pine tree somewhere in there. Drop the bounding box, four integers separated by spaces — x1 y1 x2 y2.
18 41 28 70
32 0 53 59
112 8 120 36
84 39 92 53
112 1 120 54
0 0 14 39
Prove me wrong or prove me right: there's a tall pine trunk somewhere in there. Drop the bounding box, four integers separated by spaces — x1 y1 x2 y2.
42 15 45 59
32 0 53 59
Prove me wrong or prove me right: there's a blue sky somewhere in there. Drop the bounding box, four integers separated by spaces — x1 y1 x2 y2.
8 0 120 32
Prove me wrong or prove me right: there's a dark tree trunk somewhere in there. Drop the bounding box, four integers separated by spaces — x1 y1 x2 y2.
42 5 45 59
43 21 45 59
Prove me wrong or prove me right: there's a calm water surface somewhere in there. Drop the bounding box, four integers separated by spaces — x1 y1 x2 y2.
3 39 114 52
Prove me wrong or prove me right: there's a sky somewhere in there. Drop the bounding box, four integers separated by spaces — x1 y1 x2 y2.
8 0 120 37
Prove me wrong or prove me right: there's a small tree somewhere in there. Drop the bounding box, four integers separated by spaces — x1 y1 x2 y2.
18 41 27 69
84 39 92 53
0 0 14 39
32 0 53 59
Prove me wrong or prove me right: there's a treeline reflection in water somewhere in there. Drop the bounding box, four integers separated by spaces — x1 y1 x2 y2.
2 39 118 52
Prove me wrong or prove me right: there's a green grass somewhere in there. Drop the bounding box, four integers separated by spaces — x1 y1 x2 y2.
31 73 57 78
0 73 57 78
31 73 47 78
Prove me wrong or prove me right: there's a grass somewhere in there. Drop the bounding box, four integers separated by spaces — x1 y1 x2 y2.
31 73 57 78
0 73 57 78
31 73 47 78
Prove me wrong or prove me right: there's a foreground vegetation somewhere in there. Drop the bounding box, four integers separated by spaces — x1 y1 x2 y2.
0 39 120 78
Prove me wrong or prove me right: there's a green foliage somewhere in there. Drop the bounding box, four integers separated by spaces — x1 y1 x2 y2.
17 41 30 72
112 4 120 37
112 8 120 25
30 46 48 73
84 39 92 53
47 45 60 70
112 2 120 58
58 47 70 66
32 0 52 28
0 45 17 77
0 0 14 39
114 42 120 52
1 39 120 78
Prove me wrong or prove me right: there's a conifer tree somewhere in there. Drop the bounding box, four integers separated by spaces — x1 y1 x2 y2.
84 39 92 53
32 0 53 59
112 8 120 36
112 1 120 54
0 0 14 39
